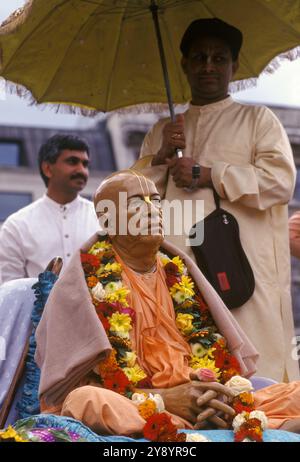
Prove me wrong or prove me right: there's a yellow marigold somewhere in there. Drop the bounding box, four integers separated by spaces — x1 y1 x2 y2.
189 355 220 379
123 364 147 385
176 313 194 335
104 262 122 273
88 241 112 255
0 426 28 442
180 299 194 309
105 288 130 306
87 276 99 288
239 392 255 405
98 349 119 375
170 275 195 300
109 312 132 334
171 256 185 274
138 399 157 420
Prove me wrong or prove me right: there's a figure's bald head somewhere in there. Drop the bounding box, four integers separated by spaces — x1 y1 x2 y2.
94 170 163 242
94 170 158 212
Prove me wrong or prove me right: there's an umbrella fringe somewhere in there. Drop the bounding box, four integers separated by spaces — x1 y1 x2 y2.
2 45 300 117
0 0 34 35
230 45 300 92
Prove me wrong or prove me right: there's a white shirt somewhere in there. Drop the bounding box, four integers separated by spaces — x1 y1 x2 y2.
0 194 99 283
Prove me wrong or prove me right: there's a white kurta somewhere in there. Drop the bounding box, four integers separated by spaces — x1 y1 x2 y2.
138 96 299 382
0 195 99 283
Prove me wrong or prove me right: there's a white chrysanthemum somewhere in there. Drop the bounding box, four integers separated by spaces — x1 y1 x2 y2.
91 282 106 301
148 393 165 412
114 330 130 339
105 280 123 294
249 410 268 430
191 343 208 358
131 393 147 405
186 433 211 442
225 376 253 396
123 351 137 367
173 291 190 304
232 411 248 432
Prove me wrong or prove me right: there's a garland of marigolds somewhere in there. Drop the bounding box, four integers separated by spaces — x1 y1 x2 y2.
80 238 268 442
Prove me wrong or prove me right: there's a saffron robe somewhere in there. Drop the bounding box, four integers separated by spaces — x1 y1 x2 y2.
37 236 300 434
46 256 300 434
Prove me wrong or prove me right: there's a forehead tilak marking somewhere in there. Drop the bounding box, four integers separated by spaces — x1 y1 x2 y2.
129 169 150 201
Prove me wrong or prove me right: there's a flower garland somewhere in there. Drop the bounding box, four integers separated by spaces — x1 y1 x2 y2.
80 238 267 442
0 425 84 443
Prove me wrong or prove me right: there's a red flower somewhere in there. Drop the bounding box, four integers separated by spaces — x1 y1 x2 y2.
164 262 180 275
103 370 132 395
136 376 153 389
97 312 110 331
234 419 263 442
213 349 227 368
120 306 136 321
214 351 241 372
81 253 100 267
166 275 181 288
194 293 209 312
96 302 117 318
143 413 178 442
233 402 254 414
222 367 242 384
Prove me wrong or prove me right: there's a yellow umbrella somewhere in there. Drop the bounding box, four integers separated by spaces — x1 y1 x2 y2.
0 0 300 115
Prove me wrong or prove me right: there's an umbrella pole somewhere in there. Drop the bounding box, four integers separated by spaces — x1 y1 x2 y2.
150 0 183 157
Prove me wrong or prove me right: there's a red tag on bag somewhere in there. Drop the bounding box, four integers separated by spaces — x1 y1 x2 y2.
217 272 230 291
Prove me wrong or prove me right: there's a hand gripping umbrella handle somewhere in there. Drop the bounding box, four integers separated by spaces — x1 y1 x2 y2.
150 1 183 159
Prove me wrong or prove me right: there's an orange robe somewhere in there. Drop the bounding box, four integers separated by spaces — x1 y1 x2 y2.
43 256 300 435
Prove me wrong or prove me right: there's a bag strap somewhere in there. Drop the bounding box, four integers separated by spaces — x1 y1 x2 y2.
213 187 220 209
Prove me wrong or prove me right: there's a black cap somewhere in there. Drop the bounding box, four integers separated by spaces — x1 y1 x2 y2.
180 18 243 61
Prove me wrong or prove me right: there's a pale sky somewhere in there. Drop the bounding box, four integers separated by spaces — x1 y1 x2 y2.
0 0 300 129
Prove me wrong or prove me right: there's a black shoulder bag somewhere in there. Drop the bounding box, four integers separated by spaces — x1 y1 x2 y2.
189 189 255 309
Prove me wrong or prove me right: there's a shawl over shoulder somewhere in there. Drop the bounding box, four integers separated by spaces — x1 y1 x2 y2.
35 234 258 406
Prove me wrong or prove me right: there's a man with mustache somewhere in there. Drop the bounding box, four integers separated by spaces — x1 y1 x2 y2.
0 134 99 282
137 18 299 383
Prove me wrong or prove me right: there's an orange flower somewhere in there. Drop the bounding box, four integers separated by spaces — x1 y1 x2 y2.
238 392 255 405
143 413 178 442
234 418 263 442
138 399 157 420
232 391 255 414
87 276 99 288
103 369 132 395
99 350 119 375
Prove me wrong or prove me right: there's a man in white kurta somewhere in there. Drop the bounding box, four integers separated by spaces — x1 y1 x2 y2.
0 194 99 282
137 18 299 382
0 135 99 282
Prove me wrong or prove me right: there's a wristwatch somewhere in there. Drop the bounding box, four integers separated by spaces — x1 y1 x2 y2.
189 164 201 190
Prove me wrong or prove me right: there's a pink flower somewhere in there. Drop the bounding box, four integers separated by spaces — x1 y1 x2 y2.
197 368 217 382
120 306 136 321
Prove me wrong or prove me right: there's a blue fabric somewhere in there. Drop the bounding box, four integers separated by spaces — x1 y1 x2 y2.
13 414 300 442
0 278 37 409
16 272 58 419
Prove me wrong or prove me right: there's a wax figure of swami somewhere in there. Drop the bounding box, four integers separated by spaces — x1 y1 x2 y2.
35 171 300 441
